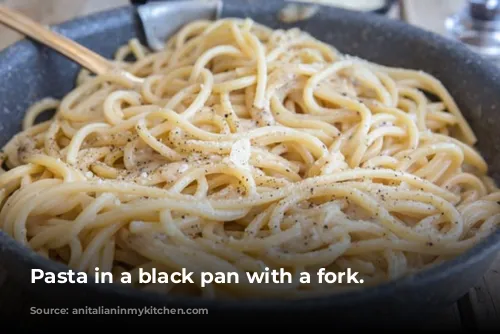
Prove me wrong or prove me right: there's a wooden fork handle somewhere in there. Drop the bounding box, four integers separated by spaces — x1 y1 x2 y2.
0 5 115 76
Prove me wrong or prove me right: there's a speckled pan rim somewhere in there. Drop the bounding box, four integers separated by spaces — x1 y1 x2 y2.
1 4 500 311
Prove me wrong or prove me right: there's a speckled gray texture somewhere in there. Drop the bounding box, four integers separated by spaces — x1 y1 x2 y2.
1 1 500 326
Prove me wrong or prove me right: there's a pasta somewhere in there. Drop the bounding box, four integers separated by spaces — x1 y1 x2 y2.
1 18 499 299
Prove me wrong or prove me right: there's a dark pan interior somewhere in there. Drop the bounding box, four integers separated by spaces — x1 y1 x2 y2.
1 1 500 322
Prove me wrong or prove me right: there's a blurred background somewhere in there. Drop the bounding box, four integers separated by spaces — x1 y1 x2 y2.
0 0 498 331
0 0 129 49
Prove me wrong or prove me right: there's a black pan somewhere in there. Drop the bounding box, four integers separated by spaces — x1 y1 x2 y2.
0 0 499 329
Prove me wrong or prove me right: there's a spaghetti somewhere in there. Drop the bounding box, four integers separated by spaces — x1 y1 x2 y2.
0 18 499 299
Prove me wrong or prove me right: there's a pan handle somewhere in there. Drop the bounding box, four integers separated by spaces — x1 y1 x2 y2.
129 0 396 15
130 0 185 4
130 0 397 15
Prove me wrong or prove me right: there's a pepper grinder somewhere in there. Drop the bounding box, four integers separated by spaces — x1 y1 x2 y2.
446 0 500 64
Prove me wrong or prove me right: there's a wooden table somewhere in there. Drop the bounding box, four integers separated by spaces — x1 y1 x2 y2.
0 0 498 330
